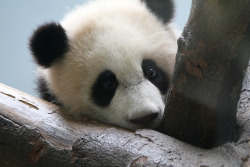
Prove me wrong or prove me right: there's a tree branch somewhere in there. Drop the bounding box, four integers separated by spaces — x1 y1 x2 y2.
0 77 249 166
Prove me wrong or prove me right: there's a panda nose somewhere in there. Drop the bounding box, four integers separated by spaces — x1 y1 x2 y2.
129 113 158 125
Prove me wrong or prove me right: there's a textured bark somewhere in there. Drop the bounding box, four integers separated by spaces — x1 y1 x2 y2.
162 0 250 148
0 77 249 166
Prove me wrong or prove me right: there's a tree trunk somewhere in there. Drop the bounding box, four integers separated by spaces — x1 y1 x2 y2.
162 0 250 148
0 82 249 167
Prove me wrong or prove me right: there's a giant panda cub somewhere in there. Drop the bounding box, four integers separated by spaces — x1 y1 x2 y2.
30 0 178 130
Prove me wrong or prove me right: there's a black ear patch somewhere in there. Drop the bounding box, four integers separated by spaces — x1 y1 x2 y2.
29 22 69 68
143 0 175 23
142 59 169 94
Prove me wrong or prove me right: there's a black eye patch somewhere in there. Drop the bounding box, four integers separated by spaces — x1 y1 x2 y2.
91 70 118 107
142 59 169 94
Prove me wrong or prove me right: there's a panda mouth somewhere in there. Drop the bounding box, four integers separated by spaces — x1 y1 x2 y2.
128 113 159 125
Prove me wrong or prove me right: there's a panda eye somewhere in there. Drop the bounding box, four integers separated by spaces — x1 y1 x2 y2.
103 79 117 90
142 59 169 94
102 71 118 90
146 68 157 79
92 70 118 107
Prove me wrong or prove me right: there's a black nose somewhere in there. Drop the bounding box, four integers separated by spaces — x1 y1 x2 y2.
129 113 158 125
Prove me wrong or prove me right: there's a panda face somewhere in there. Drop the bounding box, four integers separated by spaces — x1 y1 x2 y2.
92 59 169 107
89 58 168 129
30 0 177 129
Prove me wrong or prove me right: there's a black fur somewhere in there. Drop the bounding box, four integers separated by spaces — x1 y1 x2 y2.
37 77 60 105
29 22 69 68
142 59 169 94
91 70 118 107
143 0 175 23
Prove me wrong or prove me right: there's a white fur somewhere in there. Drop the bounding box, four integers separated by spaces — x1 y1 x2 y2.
40 0 178 129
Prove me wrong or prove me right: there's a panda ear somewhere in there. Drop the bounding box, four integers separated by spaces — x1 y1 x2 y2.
142 0 175 23
29 22 69 68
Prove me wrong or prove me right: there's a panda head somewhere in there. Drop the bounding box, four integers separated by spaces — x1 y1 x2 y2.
29 0 177 129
